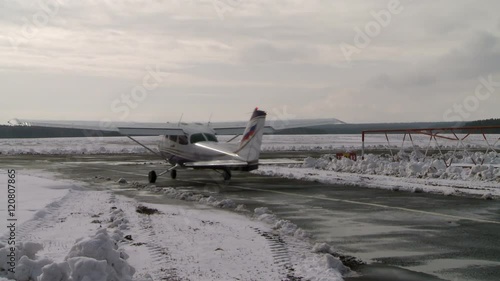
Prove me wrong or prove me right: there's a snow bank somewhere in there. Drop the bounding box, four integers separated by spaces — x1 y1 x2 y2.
38 262 71 281
132 184 242 211
301 151 500 182
256 164 500 198
0 242 48 280
65 229 135 281
0 229 134 281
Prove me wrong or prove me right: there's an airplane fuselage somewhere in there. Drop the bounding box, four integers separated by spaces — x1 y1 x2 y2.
157 126 238 165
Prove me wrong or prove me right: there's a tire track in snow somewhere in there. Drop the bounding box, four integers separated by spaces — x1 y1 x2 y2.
112 196 183 281
137 215 183 280
252 227 304 281
0 190 73 243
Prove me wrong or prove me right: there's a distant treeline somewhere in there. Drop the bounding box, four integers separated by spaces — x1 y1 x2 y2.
274 121 465 134
275 120 500 134
465 118 500 127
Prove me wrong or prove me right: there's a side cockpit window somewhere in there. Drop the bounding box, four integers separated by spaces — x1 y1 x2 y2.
178 135 188 145
166 134 188 145
190 133 207 144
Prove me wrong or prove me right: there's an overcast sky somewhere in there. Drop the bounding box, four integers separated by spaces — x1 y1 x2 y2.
1 0 500 124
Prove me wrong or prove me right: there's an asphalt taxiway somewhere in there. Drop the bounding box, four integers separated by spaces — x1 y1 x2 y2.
1 153 500 281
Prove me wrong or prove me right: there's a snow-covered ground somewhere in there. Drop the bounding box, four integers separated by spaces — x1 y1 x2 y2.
0 137 152 155
2 134 498 155
0 173 73 226
0 172 348 281
1 134 499 199
255 151 500 198
0 135 346 155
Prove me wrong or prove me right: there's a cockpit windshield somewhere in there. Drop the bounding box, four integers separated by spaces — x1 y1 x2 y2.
203 133 218 142
190 133 206 144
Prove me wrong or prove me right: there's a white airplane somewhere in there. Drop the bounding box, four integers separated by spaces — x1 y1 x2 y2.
11 108 345 182
117 108 297 183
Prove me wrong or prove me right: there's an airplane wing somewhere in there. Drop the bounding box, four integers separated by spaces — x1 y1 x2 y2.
8 119 119 131
117 127 185 136
10 119 187 135
213 126 275 135
107 121 326 136
10 118 343 136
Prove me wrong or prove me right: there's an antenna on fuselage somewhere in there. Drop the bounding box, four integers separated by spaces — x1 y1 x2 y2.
177 113 183 127
207 113 213 127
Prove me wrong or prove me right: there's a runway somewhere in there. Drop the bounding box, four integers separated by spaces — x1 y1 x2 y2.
2 153 500 281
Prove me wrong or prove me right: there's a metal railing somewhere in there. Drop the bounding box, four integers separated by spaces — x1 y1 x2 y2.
362 126 500 167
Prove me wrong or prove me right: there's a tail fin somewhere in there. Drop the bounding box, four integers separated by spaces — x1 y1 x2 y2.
236 108 267 163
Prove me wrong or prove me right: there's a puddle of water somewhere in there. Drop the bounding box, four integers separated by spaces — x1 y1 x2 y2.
346 264 447 281
407 258 500 274
360 250 430 261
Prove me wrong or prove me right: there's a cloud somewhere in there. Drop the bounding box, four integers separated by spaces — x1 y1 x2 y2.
367 72 437 90
239 43 314 63
0 0 500 123
365 31 500 91
439 32 500 79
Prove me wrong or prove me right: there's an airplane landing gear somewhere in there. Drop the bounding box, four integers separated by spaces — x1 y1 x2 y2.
222 169 231 181
148 170 157 183
148 168 177 183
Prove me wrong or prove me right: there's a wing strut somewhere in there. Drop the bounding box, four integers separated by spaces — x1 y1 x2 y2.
226 134 241 143
126 135 163 158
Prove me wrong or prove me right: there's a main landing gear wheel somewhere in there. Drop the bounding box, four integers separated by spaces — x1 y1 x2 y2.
148 170 157 184
170 169 177 179
222 169 231 181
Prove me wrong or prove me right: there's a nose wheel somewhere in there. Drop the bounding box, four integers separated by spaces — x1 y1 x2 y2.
148 170 157 183
148 168 177 183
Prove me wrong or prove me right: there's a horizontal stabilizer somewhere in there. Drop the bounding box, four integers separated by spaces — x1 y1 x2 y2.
183 158 302 169
194 142 241 159
258 159 303 165
184 160 250 168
